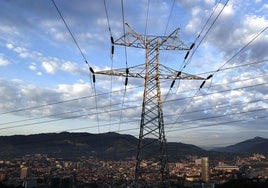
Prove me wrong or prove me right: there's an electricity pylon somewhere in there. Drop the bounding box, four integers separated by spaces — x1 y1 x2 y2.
95 23 204 187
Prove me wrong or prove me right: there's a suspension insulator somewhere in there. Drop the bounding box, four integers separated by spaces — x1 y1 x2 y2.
177 71 181 77
110 36 114 44
200 81 206 89
89 67 94 74
125 77 128 86
92 74 96 83
184 51 190 60
206 74 213 80
190 43 195 50
111 45 114 55
170 80 175 88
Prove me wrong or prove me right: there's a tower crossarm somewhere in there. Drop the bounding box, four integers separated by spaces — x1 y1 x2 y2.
95 64 205 80
114 23 190 50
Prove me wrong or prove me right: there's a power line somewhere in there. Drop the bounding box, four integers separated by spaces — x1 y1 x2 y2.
2 101 266 138
167 107 268 127
103 0 112 37
162 0 225 105
50 0 100 130
1 113 266 149
182 0 229 70
4 102 265 137
196 0 222 43
167 75 268 130
166 97 268 120
104 0 115 131
3 0 267 139
2 77 267 130
1 75 267 141
197 25 268 92
117 115 268 137
163 0 175 36
116 0 129 131
163 75 268 108
0 104 141 131
144 0 150 35
216 26 268 72
164 59 268 102
0 83 144 116
1 68 267 128
196 59 268 77
1 66 267 126
67 105 268 136
167 115 268 133
168 22 268 129
51 0 87 63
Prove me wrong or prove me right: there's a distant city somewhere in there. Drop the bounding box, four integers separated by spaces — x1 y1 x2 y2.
0 133 268 187
0 153 267 187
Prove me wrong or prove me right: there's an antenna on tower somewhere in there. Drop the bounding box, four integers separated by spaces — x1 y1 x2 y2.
95 23 204 187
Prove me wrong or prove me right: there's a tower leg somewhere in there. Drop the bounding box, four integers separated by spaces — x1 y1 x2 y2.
134 40 170 187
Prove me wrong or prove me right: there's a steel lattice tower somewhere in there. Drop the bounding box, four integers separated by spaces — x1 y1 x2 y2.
95 24 204 187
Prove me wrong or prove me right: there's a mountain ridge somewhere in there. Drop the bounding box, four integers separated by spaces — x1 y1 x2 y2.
0 133 267 161
212 136 268 154
0 132 206 161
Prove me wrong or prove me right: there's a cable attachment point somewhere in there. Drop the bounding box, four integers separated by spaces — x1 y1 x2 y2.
89 67 96 83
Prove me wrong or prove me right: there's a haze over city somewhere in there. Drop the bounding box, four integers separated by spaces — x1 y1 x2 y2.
0 0 267 147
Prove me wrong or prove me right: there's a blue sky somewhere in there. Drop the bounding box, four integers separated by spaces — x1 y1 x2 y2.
0 0 268 147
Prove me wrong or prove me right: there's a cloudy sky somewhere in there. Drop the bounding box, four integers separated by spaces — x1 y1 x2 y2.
0 0 267 147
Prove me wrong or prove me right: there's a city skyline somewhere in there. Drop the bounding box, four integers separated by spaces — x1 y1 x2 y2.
0 0 267 147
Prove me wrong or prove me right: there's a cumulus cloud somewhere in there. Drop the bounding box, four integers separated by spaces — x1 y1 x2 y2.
6 43 14 49
0 54 9 66
5 43 87 76
29 63 37 71
0 79 98 121
42 61 57 74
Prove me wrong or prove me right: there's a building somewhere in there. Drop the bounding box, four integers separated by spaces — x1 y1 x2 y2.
214 165 239 172
201 157 209 183
20 167 31 180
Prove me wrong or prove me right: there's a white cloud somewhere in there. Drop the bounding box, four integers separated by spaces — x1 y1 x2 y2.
6 43 14 49
57 83 92 98
42 61 57 74
5 43 86 76
13 46 30 58
205 0 215 5
29 63 37 71
0 54 9 66
220 3 235 18
61 61 80 74
37 72 42 76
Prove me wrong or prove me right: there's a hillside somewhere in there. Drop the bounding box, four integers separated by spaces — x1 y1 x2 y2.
213 137 268 154
0 132 206 161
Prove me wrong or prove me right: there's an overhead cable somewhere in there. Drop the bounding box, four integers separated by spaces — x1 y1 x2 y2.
144 0 150 35
50 0 100 130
